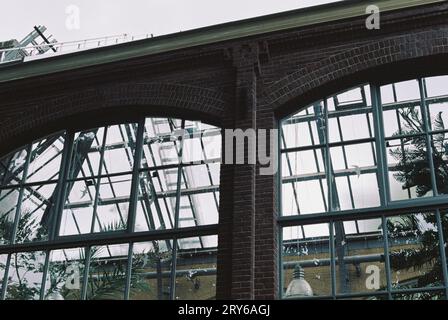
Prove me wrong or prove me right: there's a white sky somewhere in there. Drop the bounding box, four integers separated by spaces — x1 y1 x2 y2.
1 0 341 44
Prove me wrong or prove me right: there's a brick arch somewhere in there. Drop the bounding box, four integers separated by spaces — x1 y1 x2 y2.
0 82 228 156
263 28 448 119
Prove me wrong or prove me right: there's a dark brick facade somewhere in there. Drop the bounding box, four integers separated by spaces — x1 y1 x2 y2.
1 1 448 299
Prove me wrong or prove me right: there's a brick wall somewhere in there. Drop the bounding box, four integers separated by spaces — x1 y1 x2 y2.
1 1 448 299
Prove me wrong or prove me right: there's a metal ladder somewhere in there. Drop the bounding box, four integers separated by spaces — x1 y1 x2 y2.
149 118 203 247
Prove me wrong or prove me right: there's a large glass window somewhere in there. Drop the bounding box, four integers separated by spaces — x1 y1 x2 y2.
0 117 221 300
280 75 448 300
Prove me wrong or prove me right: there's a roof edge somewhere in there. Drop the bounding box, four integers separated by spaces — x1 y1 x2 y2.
0 0 444 83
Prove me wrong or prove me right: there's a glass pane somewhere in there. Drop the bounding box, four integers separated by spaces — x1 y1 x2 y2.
44 248 86 300
382 106 424 138
427 102 448 132
386 136 433 200
102 123 138 174
142 118 182 167
26 133 65 183
0 147 27 187
175 235 217 300
129 240 172 300
282 179 328 216
182 125 221 164
387 212 443 292
0 188 19 245
188 193 219 226
381 80 420 104
15 184 57 243
199 127 222 163
86 244 129 300
60 179 96 236
424 75 448 98
328 112 373 143
5 251 46 300
330 142 380 211
68 128 105 179
94 175 131 232
281 148 328 215
282 113 321 149
282 224 331 298
333 218 386 296
428 133 448 196
136 171 176 231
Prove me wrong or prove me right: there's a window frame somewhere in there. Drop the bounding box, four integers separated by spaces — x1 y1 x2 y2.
0 117 221 300
278 77 448 300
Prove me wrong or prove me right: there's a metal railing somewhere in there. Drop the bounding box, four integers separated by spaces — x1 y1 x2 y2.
0 33 154 64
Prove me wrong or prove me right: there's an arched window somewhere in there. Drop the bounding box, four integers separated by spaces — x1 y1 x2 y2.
280 75 448 300
0 117 221 300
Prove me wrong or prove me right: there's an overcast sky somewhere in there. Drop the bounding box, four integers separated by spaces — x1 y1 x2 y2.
1 0 341 44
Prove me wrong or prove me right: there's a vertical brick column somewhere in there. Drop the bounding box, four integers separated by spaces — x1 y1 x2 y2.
216 44 258 299
255 110 279 299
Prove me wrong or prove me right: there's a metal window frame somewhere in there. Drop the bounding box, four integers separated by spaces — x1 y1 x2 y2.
279 77 448 300
0 117 221 300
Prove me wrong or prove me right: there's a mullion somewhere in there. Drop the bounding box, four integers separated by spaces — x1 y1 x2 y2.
138 195 154 230
175 128 203 237
146 119 176 228
39 249 51 300
305 108 328 213
393 83 413 198
418 78 439 195
280 131 306 237
127 120 144 234
125 121 171 295
123 242 133 300
281 136 374 153
0 225 217 259
48 132 75 241
361 86 378 168
325 100 349 294
180 167 204 238
333 96 357 217
90 127 108 234
97 129 128 228
169 119 186 300
143 123 174 230
53 132 75 239
80 246 91 300
372 85 391 204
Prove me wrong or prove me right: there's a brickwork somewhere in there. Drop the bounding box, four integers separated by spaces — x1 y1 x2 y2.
0 1 447 299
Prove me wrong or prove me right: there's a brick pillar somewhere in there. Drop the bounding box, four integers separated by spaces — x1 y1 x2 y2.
216 44 258 299
255 110 279 299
